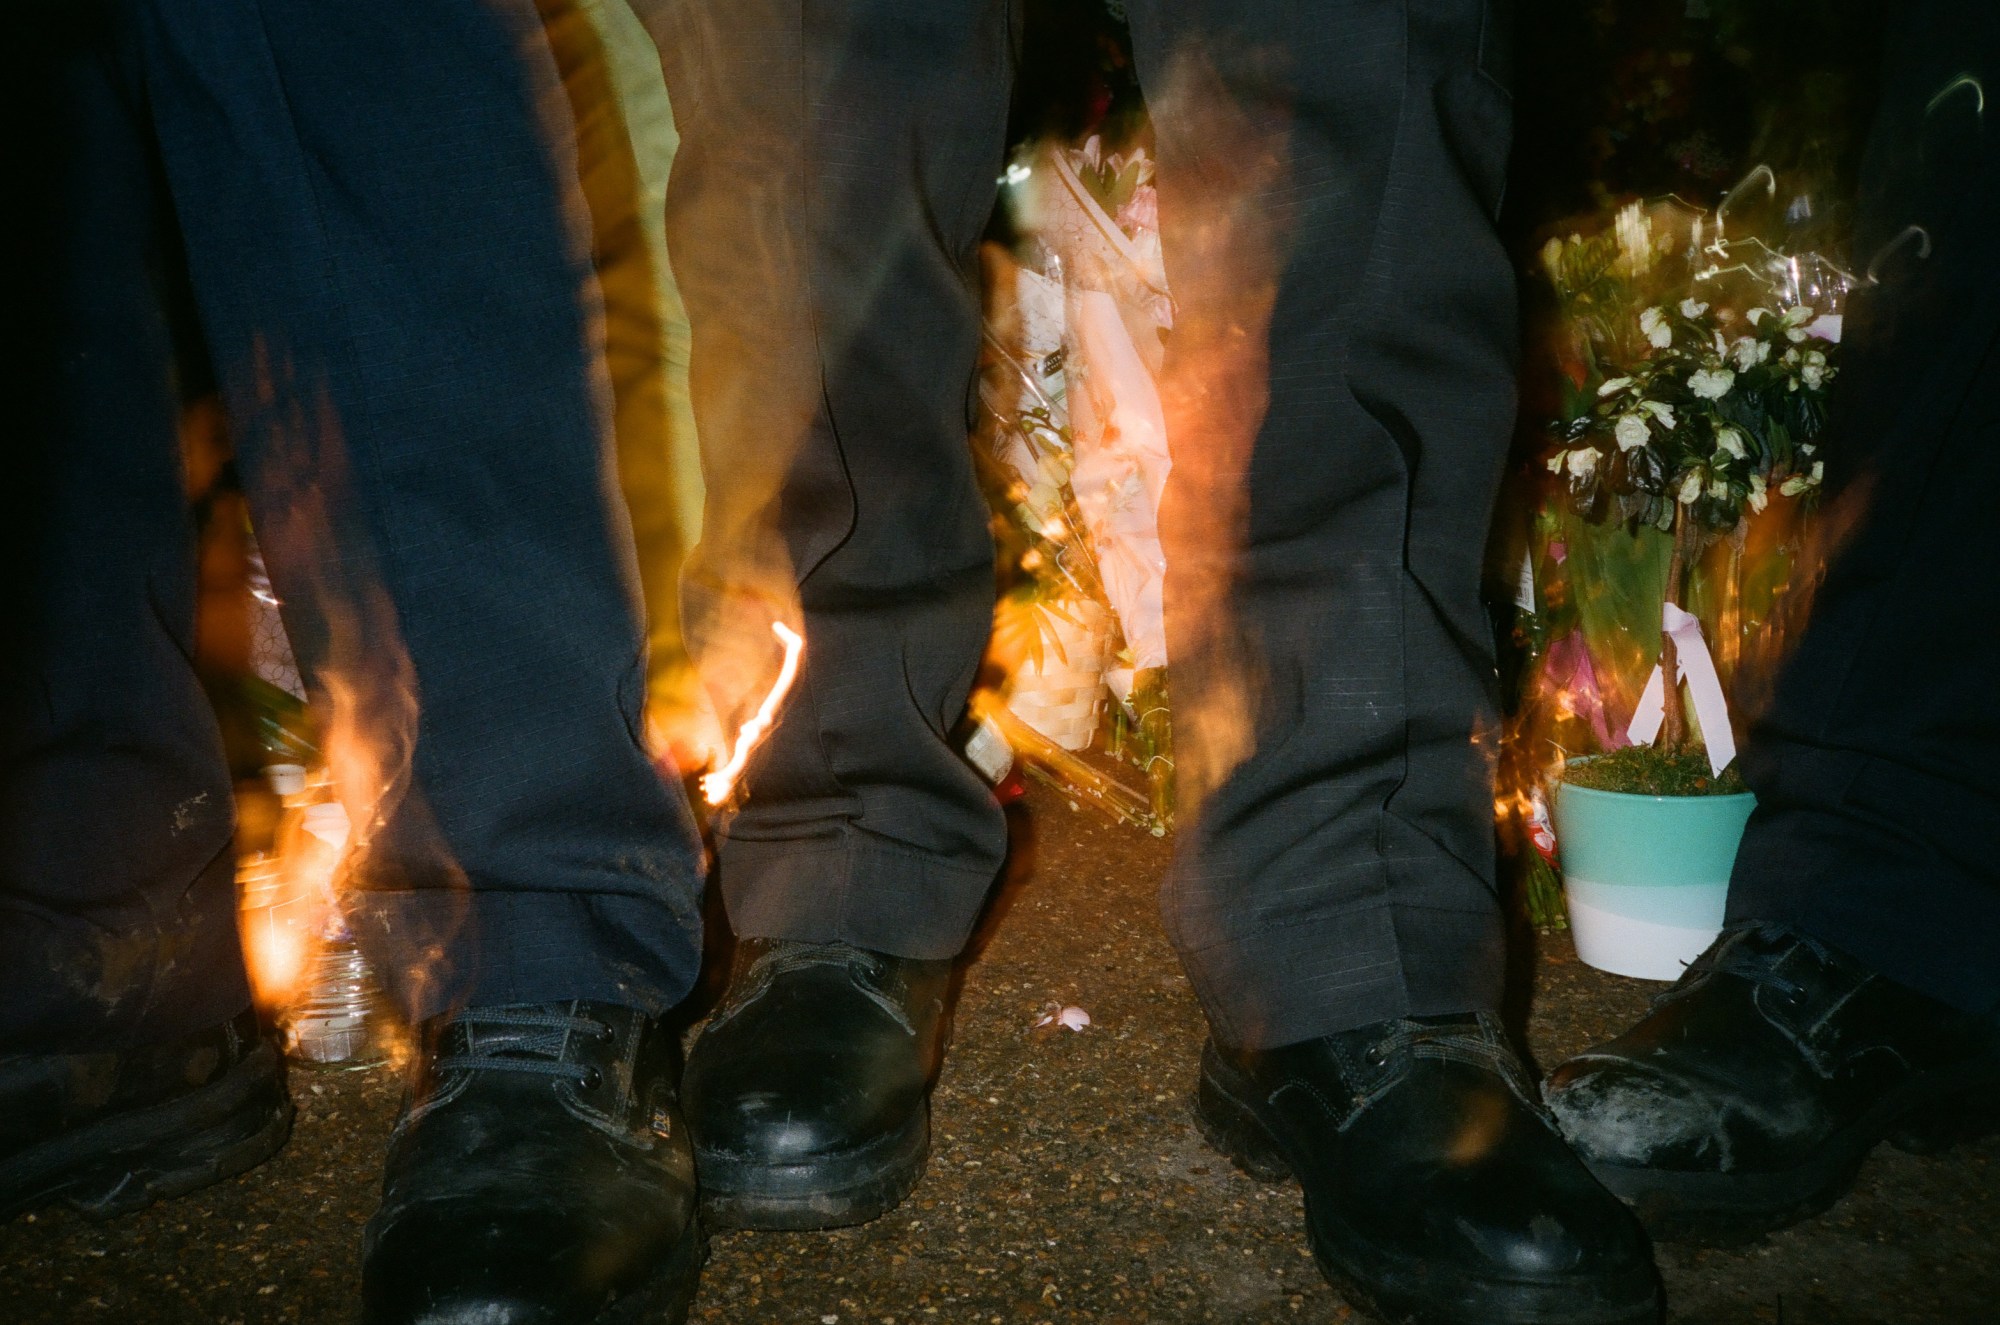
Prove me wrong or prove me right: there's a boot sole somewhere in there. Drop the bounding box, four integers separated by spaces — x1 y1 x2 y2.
695 1108 929 1232
1195 1046 1664 1325
1 1038 294 1222
1579 1057 2000 1247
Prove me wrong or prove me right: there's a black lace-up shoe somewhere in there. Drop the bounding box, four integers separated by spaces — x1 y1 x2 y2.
1196 1014 1663 1325
1545 923 2000 1245
0 1007 291 1221
682 939 952 1230
361 1001 701 1325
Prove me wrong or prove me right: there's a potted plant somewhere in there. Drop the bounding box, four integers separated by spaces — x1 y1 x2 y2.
1531 194 1839 978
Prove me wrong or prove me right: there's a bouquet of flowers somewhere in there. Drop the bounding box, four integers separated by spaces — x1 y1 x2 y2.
972 133 1176 832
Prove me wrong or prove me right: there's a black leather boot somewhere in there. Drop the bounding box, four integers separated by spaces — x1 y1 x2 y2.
1196 1013 1662 1325
1 1007 292 1221
361 1001 701 1325
1545 922 2000 1245
682 939 952 1230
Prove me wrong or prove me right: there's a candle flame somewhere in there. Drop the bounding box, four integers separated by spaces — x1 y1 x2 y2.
701 620 804 806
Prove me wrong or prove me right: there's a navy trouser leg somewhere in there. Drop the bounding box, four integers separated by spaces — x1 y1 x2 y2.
1 8 248 1053
1727 0 2000 1017
134 0 706 1021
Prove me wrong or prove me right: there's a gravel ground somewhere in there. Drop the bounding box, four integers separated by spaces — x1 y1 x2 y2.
4 781 1994 1323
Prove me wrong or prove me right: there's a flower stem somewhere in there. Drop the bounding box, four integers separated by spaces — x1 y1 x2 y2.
1659 504 1694 752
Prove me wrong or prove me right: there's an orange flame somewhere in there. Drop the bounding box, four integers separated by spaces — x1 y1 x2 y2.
700 620 804 806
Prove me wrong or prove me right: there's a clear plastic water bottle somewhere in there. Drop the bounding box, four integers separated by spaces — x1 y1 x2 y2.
234 529 387 1068
278 799 387 1069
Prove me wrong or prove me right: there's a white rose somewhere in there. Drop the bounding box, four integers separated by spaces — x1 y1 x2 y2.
1596 375 1634 397
1566 449 1599 479
1778 460 1825 498
1680 298 1709 318
1640 306 1673 349
1714 426 1747 459
1730 337 1771 371
1540 237 1565 284
1641 400 1676 429
1801 363 1826 388
1678 471 1704 505
1688 368 1736 399
1614 414 1651 451
1707 478 1730 500
1747 473 1769 513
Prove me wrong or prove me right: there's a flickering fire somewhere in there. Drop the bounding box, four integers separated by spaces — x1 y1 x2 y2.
701 620 805 806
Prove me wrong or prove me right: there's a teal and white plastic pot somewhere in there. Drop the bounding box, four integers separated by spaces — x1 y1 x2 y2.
1552 771 1756 980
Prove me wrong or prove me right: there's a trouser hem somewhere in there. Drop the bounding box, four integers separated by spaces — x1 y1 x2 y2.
718 836 998 960
349 886 703 1025
1176 900 1506 1052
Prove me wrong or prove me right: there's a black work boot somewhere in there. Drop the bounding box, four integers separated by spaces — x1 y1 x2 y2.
1196 1014 1663 1325
0 1007 292 1221
682 939 952 1230
361 1001 701 1325
1545 922 2000 1245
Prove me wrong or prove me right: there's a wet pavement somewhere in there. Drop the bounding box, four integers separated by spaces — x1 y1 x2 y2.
4 781 1995 1323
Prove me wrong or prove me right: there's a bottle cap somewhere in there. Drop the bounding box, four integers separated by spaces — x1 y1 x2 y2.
264 764 307 796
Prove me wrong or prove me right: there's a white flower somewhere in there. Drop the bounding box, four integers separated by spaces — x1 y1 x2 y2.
1546 451 1566 474
1708 478 1730 500
1747 307 1772 327
1783 304 1815 326
1747 473 1769 513
1540 237 1566 284
1614 414 1651 451
1714 426 1747 459
1688 367 1736 399
1730 336 1771 371
1778 459 1825 497
1680 298 1710 318
1640 306 1673 348
1566 448 1600 480
1597 375 1634 397
1787 326 1811 343
1641 400 1677 429
1801 363 1827 388
1678 471 1705 505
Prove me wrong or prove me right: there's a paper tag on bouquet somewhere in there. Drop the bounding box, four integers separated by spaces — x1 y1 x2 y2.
1625 602 1736 776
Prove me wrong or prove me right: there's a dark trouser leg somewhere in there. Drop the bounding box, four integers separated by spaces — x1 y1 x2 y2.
0 8 248 1054
659 0 1012 957
1127 0 1518 1049
1727 2 2000 1017
135 0 705 1021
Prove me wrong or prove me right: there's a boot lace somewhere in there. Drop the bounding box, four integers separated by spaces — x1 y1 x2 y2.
1362 1014 1537 1102
1661 921 1835 1006
432 1003 613 1089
